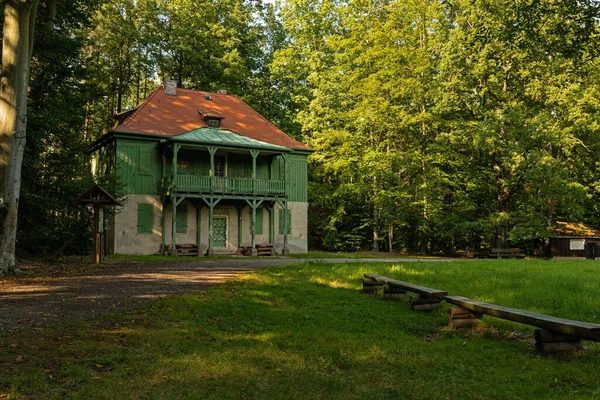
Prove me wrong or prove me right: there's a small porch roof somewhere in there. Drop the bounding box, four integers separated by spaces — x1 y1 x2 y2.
169 127 290 152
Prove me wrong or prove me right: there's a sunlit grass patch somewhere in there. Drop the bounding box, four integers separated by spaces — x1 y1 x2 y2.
1 259 600 399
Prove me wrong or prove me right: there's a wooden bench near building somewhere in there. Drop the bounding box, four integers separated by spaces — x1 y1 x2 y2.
363 274 600 353
487 248 525 259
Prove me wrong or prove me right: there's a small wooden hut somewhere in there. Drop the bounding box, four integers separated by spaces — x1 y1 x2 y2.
549 222 600 258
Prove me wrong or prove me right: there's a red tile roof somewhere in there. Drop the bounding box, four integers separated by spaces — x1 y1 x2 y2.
113 86 312 151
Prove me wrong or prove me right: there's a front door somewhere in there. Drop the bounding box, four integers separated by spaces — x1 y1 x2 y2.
213 216 228 248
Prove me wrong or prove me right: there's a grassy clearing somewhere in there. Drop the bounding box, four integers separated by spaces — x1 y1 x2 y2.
1 259 600 399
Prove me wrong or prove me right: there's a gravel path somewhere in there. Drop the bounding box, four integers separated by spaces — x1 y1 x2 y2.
0 257 456 331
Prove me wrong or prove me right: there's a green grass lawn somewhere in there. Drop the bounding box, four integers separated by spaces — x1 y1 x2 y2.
2 259 600 399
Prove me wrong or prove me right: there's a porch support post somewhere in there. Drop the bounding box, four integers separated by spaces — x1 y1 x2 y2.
195 201 202 256
276 199 289 256
171 195 177 255
266 203 275 245
250 150 259 194
237 204 244 252
202 197 221 256
171 196 186 256
246 198 264 256
161 198 166 253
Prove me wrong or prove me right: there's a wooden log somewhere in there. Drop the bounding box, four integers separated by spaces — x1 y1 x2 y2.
363 277 381 286
363 285 383 293
364 274 447 300
384 293 407 300
384 285 407 294
411 295 440 306
412 302 442 311
449 307 483 320
534 329 581 344
449 318 480 329
445 296 600 342
535 342 583 353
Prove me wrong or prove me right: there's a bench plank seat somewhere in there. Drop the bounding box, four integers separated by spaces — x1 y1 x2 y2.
364 274 447 300
445 296 600 342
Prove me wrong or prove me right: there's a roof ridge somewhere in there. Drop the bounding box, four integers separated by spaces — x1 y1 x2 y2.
119 86 163 127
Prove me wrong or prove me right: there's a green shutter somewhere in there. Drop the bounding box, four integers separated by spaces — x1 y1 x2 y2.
251 208 263 235
279 208 291 234
137 203 153 233
176 205 188 233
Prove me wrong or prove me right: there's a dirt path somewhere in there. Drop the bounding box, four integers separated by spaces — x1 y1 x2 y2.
0 257 455 331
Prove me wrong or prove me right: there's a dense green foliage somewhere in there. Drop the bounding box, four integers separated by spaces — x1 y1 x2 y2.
6 0 600 255
11 0 287 256
1 260 600 398
274 0 600 253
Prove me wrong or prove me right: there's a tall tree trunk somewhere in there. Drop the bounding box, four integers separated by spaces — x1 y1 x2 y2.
372 205 380 252
0 0 40 275
388 223 393 253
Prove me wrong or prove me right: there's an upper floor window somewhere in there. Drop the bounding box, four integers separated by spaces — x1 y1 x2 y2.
207 118 221 128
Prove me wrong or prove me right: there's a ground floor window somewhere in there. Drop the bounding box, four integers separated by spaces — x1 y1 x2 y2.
137 203 153 233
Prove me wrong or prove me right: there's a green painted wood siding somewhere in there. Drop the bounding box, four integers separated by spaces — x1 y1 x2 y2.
137 203 153 233
116 140 161 195
287 154 308 202
178 149 210 176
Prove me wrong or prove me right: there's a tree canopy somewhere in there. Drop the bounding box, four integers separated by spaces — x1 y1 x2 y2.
2 0 600 266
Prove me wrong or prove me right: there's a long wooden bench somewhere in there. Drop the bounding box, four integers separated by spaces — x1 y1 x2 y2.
363 273 600 353
445 295 600 351
363 274 448 311
488 248 525 259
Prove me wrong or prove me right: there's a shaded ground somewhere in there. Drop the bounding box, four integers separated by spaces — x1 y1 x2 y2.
0 257 455 332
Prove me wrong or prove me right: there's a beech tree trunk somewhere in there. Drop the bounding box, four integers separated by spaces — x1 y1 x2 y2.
0 0 40 275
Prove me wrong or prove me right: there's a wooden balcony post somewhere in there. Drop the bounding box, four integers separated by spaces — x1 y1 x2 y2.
208 147 217 177
173 144 180 191
250 150 259 194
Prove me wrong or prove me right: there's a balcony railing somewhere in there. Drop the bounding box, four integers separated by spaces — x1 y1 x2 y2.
175 175 286 196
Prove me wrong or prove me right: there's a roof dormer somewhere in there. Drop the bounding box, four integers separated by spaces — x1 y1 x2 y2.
198 109 225 128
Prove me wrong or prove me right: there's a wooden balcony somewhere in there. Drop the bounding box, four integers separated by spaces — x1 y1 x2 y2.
175 175 286 196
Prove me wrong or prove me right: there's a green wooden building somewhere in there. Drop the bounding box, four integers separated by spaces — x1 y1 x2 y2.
91 82 312 256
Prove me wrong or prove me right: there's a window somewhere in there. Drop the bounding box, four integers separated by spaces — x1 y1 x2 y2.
251 208 263 235
279 208 291 234
214 155 226 177
176 204 188 233
207 118 221 128
137 203 153 233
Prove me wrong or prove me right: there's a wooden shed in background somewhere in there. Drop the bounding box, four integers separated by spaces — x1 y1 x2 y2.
549 222 600 258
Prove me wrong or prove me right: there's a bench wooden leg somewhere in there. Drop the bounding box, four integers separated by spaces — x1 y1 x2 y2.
448 307 481 329
363 277 383 293
383 285 407 300
411 295 442 311
534 329 583 353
